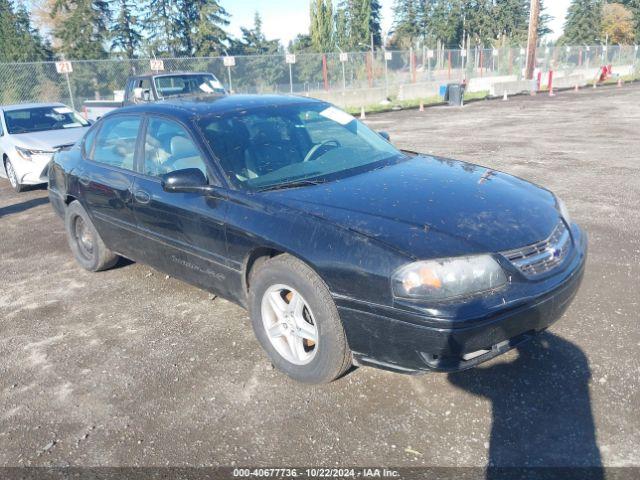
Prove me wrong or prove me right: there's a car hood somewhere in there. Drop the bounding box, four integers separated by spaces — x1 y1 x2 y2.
10 127 89 151
266 155 560 259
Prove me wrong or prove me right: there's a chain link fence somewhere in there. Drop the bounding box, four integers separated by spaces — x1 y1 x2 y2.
1 45 639 111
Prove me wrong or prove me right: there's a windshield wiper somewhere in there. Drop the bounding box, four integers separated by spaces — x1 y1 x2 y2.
257 178 328 192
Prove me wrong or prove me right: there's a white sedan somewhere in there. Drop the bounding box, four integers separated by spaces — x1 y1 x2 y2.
0 103 91 192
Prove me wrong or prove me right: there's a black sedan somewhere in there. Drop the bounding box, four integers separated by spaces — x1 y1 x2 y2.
48 95 587 384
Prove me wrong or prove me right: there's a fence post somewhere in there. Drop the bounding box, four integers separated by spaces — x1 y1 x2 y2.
448 50 452 81
383 50 389 99
65 70 75 110
410 47 416 84
509 48 513 75
322 54 328 91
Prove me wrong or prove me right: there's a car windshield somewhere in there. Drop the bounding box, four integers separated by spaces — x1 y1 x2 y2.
4 106 89 134
198 103 405 190
154 74 226 98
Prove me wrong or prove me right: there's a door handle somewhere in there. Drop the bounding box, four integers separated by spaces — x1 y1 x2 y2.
134 189 151 204
78 174 90 186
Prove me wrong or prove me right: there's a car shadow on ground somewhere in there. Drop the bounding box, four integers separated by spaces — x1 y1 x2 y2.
447 332 603 479
0 196 49 218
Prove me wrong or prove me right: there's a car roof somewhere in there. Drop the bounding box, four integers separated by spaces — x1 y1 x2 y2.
112 94 327 120
1 102 67 112
132 71 214 79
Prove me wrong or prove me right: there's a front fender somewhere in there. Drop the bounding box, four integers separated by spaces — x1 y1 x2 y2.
224 191 411 308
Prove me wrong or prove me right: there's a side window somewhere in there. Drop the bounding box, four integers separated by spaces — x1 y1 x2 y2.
82 126 98 158
143 117 208 179
126 79 152 103
92 116 141 170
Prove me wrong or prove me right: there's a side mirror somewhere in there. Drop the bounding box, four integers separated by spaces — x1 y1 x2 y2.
161 168 209 193
379 131 391 142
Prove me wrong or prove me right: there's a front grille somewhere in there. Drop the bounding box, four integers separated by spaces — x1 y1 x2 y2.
502 221 572 278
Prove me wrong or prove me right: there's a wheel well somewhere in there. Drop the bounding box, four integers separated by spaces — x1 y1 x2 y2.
243 248 284 294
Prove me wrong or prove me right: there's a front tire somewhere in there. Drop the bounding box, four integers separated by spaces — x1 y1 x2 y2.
5 159 24 193
248 254 352 384
65 201 119 271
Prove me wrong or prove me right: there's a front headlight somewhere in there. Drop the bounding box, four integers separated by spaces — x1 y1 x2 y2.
392 255 507 301
15 146 55 162
556 196 572 225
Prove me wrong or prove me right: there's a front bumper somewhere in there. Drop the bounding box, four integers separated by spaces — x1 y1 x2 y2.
337 226 587 374
8 153 51 185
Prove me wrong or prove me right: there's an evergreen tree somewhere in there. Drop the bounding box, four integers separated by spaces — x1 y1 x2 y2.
288 34 314 53
463 0 497 46
185 0 230 56
392 0 423 47
229 12 284 93
348 0 383 49
334 4 350 50
232 12 280 55
494 0 530 41
0 0 15 61
143 0 181 56
52 0 111 59
310 0 334 52
111 0 142 58
369 0 383 47
427 0 464 47
562 0 604 45
0 0 51 62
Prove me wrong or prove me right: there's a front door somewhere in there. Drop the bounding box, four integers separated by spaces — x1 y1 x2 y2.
76 114 142 258
131 115 234 297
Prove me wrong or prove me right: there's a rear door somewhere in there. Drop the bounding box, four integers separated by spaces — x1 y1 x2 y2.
130 115 235 297
76 114 142 258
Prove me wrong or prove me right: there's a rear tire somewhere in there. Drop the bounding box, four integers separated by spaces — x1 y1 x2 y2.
65 201 119 271
5 159 24 193
248 254 352 384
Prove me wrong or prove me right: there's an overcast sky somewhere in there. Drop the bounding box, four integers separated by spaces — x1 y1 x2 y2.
225 0 572 47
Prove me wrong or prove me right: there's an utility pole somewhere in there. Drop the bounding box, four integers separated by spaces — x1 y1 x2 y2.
525 0 540 80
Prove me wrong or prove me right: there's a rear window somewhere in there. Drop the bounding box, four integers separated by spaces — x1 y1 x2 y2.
154 74 225 98
3 106 89 134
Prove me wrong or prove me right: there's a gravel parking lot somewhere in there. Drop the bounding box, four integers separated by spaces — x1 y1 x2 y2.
1 84 639 468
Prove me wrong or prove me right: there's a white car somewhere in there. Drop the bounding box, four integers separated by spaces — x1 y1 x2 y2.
0 103 91 192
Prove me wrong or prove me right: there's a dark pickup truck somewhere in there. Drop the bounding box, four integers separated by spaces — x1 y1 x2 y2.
82 71 226 120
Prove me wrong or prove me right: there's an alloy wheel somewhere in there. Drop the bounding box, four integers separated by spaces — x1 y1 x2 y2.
260 284 319 365
6 161 18 189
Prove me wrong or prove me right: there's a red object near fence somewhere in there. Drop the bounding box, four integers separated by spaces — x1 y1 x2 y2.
548 70 555 96
322 54 328 91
